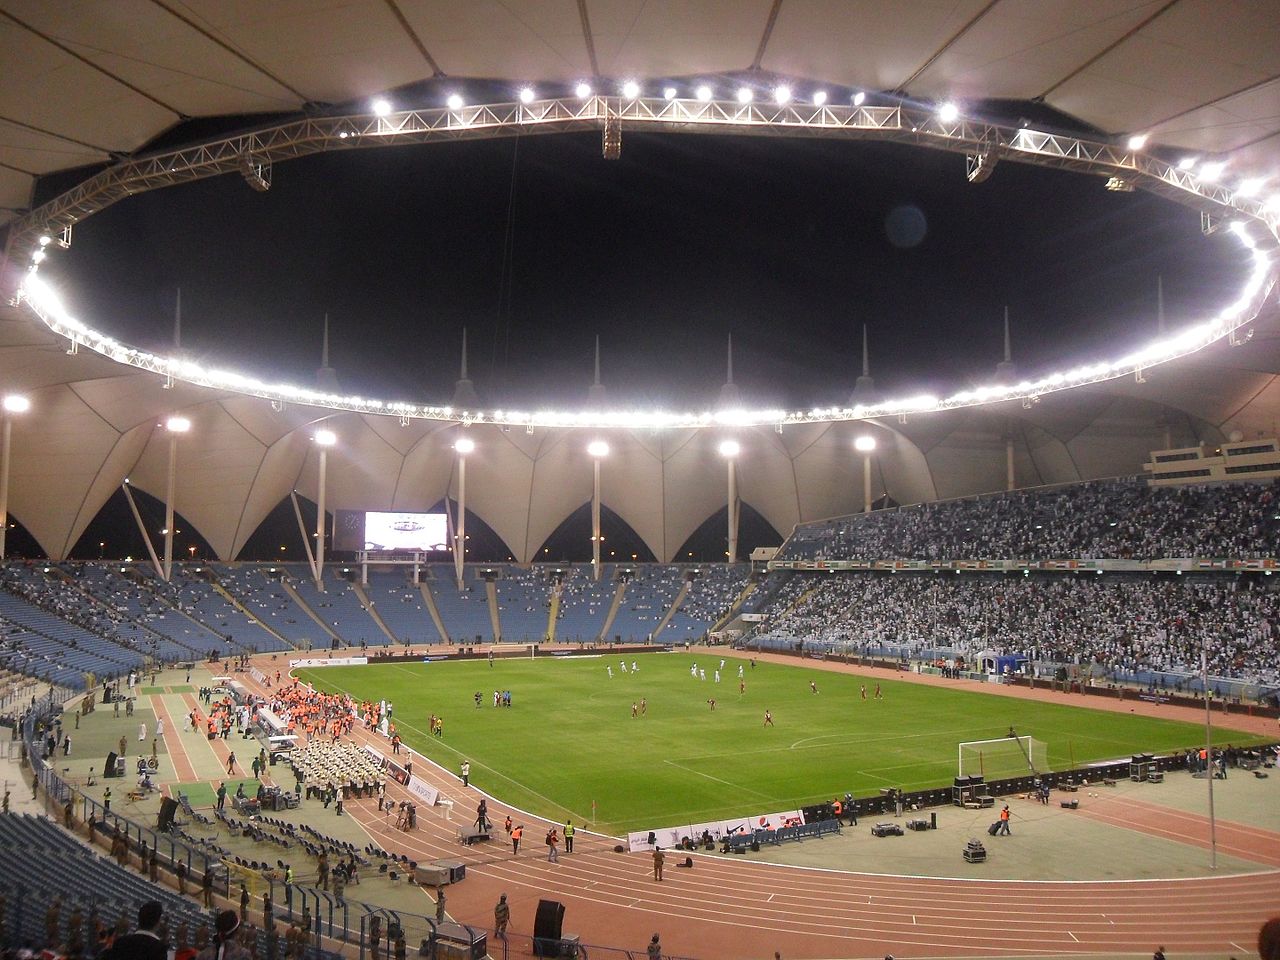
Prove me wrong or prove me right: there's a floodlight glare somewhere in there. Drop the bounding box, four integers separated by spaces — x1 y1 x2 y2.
587 440 610 458
736 87 753 104
166 416 191 433
852 91 866 106
622 80 640 99
719 439 741 457
1178 157 1197 171
1126 134 1148 150
1266 194 1280 213
2 395 31 414
446 94 464 110
937 102 959 122
1236 177 1265 198
371 98 392 117
575 82 592 98
695 85 713 101
454 436 475 454
854 435 877 453
813 90 828 106
1199 161 1225 181
518 87 536 104
314 429 337 446
31 250 46 264
38 235 51 247
663 86 677 100
774 85 791 104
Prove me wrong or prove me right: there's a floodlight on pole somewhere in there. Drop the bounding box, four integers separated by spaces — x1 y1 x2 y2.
519 87 536 104
371 98 392 117
446 94 464 110
1126 134 1148 150
452 435 474 588
813 90 828 106
454 436 475 455
622 80 640 99
589 440 608 579
162 415 189 581
663 86 677 100
695 85 713 102
855 435 877 513
736 87 753 104
0 395 30 559
852 91 866 106
313 428 337 587
774 85 791 105
575 82 592 99
937 102 960 122
1178 157 1197 171
720 439 740 562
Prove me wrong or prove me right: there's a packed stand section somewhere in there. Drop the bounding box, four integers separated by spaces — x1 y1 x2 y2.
362 569 442 644
553 564 615 642
494 565 551 642
663 564 751 642
752 572 1280 686
780 478 1280 562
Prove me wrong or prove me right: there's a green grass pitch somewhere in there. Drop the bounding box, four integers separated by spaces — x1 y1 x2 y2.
296 653 1265 835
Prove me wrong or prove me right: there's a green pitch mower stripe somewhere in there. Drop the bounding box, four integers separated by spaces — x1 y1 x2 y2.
297 655 1267 835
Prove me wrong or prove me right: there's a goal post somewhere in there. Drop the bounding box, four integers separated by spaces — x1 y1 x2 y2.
958 736 1050 780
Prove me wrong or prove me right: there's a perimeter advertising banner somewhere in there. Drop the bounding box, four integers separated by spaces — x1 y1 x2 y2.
288 657 368 669
627 808 803 852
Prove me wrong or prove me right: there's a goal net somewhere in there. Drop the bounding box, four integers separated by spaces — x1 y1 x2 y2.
958 736 1050 780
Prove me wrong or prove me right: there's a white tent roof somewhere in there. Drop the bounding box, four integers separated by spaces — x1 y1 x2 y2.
2 0 1278 225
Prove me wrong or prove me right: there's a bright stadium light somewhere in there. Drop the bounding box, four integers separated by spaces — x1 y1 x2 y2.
1266 194 1280 213
719 439 740 458
937 102 960 122
166 416 191 433
696 85 713 101
575 82 592 99
1178 157 1197 171
455 436 475 455
854 435 877 453
519 87 536 104
622 80 640 99
446 94 464 110
587 440 609 458
371 98 392 117
852 91 866 106
1126 134 1148 150
663 86 677 100
736 87 753 104
1199 161 1225 181
1236 177 1265 198
30 250 45 264
813 90 828 106
3 395 30 414
314 428 337 447
37 235 51 247
774 85 792 104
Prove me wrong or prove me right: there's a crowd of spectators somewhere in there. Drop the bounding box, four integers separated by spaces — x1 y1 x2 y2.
754 572 1280 686
782 478 1280 562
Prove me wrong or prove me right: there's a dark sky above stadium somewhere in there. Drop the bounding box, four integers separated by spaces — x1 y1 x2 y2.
48 126 1249 412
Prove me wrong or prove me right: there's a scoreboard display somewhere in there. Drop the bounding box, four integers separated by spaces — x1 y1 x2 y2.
332 510 449 553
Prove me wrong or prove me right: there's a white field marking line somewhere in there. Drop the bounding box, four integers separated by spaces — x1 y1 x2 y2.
1231 943 1249 953
788 726 1003 750
660 758 776 800
1067 932 1079 943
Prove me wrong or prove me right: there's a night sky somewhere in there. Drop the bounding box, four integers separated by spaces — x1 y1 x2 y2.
45 127 1249 413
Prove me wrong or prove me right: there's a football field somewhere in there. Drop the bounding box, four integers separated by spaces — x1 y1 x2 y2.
297 653 1264 835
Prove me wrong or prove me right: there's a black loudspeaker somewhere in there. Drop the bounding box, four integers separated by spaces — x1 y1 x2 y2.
103 752 119 778
533 900 564 942
157 797 179 831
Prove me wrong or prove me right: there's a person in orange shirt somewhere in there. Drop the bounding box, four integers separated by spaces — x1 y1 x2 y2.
511 824 523 855
998 804 1012 835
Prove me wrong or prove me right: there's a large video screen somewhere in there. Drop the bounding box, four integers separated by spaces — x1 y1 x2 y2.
332 510 449 553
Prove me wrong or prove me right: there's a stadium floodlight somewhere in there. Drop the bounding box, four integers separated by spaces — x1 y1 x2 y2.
587 440 609 458
313 428 337 447
854 435 877 452
736 87 753 104
1236 177 1265 198
1178 156 1197 171
937 102 960 122
166 416 191 433
37 235 51 247
454 436 475 455
1126 134 1148 150
622 80 640 99
663 86 677 100
3 395 30 414
575 82 592 99
718 439 740 458
813 90 828 106
371 98 392 117
852 91 866 106
446 94 464 110
519 87 536 104
774 85 792 105
695 85 713 101
1266 194 1280 213
1199 161 1225 181
30 250 45 264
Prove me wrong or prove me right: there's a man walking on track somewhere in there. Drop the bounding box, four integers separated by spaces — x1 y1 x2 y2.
494 894 509 939
652 846 665 882
511 824 523 855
